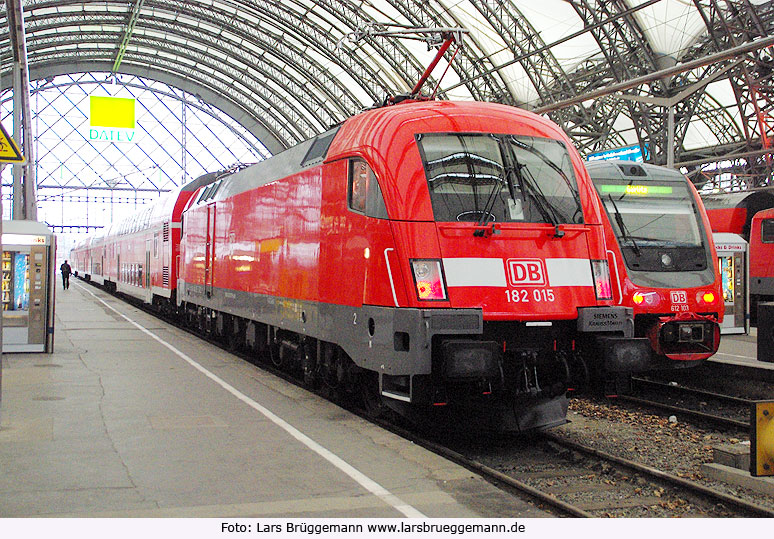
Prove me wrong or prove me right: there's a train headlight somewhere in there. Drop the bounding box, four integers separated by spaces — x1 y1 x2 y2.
591 260 613 301
696 291 717 304
411 259 447 301
632 291 659 307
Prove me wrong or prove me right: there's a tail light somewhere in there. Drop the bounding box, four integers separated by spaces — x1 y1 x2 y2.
696 291 717 305
591 260 613 300
411 259 447 301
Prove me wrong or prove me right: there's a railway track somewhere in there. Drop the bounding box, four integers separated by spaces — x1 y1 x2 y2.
615 377 753 431
404 428 774 518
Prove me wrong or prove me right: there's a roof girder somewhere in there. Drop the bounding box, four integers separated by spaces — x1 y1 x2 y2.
0 0 772 180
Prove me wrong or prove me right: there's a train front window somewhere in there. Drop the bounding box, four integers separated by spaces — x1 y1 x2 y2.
417 133 583 224
592 175 709 271
595 179 702 247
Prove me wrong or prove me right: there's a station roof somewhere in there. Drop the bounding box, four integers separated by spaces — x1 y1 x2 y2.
2 0 773 173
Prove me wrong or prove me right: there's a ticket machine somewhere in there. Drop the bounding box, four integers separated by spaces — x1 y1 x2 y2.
2 220 56 352
713 232 749 335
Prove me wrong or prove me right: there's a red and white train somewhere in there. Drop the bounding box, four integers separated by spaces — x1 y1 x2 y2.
70 171 225 307
702 187 774 321
585 160 723 389
73 100 652 431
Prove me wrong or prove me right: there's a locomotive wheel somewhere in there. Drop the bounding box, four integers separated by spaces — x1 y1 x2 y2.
360 372 389 419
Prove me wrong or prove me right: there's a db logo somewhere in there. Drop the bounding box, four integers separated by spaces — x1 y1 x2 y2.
507 259 546 286
671 290 688 303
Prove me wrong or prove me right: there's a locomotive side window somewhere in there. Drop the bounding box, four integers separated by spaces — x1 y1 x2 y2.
416 133 583 224
348 159 388 219
349 160 368 213
763 219 774 243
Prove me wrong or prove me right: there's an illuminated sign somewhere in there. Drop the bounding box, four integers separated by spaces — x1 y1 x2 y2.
587 144 646 163
88 96 138 144
1 234 48 245
598 184 673 196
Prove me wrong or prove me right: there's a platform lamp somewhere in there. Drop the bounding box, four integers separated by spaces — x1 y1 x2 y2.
751 400 774 477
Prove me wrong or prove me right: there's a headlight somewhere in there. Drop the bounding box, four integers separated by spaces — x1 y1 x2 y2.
632 291 660 307
696 291 717 304
411 259 447 301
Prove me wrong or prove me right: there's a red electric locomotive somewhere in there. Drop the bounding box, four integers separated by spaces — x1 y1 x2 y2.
172 100 646 431
586 160 722 388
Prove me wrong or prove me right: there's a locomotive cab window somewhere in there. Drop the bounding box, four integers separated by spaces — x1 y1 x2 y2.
348 159 388 219
762 219 774 243
590 169 709 272
416 133 583 225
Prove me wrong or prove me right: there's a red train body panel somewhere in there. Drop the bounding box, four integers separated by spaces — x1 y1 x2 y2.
586 161 723 373
750 208 774 296
703 188 774 239
703 187 774 316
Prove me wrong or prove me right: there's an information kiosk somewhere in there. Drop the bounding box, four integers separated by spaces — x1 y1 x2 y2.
2 220 56 352
713 232 749 335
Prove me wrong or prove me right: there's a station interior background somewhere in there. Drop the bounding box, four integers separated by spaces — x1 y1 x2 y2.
1 0 773 268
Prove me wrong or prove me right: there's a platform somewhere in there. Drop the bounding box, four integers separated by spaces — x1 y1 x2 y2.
0 282 547 518
712 327 774 370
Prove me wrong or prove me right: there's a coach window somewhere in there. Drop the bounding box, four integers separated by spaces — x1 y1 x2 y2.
763 219 774 243
348 159 388 219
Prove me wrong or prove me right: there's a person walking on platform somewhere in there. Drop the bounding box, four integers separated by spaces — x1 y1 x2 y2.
60 260 72 290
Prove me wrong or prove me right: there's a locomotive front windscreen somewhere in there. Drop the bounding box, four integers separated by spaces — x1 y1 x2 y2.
592 174 709 272
416 133 583 225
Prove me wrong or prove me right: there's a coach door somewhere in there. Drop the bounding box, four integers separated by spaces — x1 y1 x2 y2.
145 240 151 289
205 204 216 298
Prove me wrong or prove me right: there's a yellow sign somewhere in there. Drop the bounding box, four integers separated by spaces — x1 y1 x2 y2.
90 96 136 128
0 121 24 164
88 96 137 144
751 400 774 477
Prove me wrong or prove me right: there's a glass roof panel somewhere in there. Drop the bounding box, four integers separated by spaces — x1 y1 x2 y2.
631 1 708 58
1 72 269 235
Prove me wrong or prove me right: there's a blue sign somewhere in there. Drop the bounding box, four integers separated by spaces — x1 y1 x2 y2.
587 144 645 163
